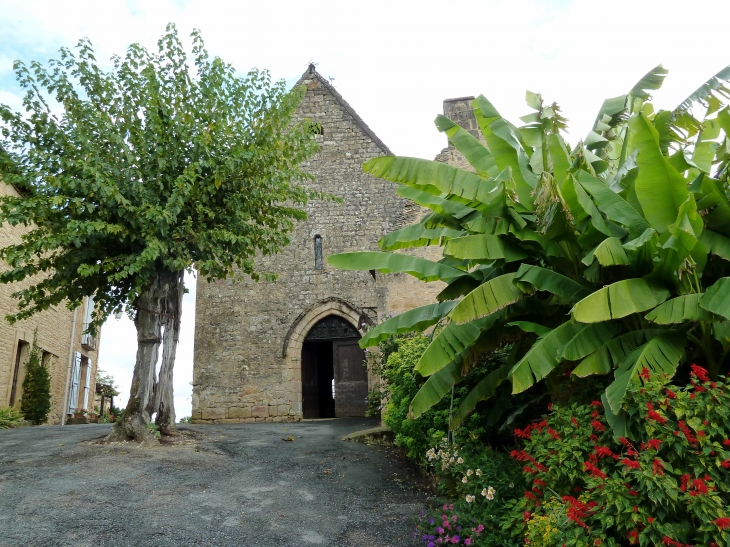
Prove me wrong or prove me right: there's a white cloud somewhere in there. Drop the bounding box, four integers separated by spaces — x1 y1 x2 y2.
2 0 730 418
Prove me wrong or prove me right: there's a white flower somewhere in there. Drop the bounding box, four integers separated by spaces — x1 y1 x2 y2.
461 476 468 484
465 494 475 503
475 468 482 476
466 469 473 476
481 488 488 497
449 457 455 463
457 457 464 464
509 482 514 488
486 486 496 500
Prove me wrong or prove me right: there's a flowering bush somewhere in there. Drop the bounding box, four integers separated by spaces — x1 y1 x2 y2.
502 366 730 546
417 434 524 546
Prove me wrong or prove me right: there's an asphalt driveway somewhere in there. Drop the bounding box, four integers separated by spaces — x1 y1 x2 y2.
0 418 427 547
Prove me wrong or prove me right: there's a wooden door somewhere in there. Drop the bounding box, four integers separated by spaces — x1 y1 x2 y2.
301 344 319 419
333 340 367 417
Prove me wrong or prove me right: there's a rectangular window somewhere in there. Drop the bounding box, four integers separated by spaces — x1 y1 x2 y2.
314 235 323 270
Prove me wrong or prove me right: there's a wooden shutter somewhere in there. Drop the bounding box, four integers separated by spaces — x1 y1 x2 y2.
68 352 82 414
83 358 92 410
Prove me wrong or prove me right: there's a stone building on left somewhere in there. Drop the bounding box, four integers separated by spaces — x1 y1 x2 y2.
0 179 100 425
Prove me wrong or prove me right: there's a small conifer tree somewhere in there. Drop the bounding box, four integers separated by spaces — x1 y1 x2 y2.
20 334 51 425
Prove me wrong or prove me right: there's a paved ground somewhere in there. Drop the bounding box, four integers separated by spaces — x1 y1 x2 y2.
0 418 429 547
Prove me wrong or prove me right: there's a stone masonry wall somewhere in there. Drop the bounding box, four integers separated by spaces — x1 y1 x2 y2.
0 181 100 424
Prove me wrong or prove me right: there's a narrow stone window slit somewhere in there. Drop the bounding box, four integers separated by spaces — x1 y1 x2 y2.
314 235 323 270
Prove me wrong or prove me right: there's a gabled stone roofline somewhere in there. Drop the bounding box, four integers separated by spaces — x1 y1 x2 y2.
295 64 393 156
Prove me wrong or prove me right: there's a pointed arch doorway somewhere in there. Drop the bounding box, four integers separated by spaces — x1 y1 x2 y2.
301 315 367 419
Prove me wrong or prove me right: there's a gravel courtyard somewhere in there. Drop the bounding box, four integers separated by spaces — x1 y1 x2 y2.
0 418 428 547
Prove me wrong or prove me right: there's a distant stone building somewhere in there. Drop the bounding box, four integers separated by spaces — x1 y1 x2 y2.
192 65 474 423
0 180 101 424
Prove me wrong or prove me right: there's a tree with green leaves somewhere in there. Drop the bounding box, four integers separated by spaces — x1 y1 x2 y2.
0 24 320 442
330 65 730 438
20 333 51 425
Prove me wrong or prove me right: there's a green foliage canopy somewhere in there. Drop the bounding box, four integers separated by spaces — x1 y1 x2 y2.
0 24 320 330
329 64 730 434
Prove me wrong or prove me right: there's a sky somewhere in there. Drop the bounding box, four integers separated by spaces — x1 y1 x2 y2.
1 0 729 419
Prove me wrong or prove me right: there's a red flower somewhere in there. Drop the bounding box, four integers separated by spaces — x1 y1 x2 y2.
590 420 606 432
680 474 690 492
547 428 560 440
690 478 709 496
714 516 730 530
645 439 661 451
595 446 619 460
662 537 682 546
523 511 531 522
724 439 730 447
665 389 676 399
639 367 651 381
621 458 641 470
652 458 665 476
647 409 667 425
627 530 639 545
583 461 607 479
590 400 602 407
648 517 655 524
690 363 710 382
571 417 579 427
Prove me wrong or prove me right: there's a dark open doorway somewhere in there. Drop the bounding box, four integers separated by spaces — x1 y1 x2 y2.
301 316 368 419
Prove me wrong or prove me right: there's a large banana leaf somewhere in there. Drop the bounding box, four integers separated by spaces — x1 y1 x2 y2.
576 171 650 237
605 333 685 414
443 234 527 262
630 113 691 234
513 264 590 301
675 65 730 114
510 321 588 394
473 95 537 209
572 329 665 378
449 273 524 324
410 360 463 419
396 186 477 222
359 301 458 348
378 223 464 251
562 321 622 361
700 229 730 262
583 237 631 267
645 294 717 324
449 366 510 430
327 252 464 283
571 279 670 323
415 314 501 376
434 114 499 177
700 278 730 320
363 156 502 212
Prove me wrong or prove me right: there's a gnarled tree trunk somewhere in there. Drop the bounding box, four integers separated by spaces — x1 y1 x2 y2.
107 268 176 443
155 269 184 436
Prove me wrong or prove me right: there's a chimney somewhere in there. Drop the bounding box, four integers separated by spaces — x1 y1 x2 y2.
442 96 480 145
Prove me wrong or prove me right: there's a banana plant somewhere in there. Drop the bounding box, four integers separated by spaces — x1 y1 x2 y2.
329 65 730 435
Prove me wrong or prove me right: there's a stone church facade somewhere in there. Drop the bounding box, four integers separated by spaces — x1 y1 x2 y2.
192 65 473 423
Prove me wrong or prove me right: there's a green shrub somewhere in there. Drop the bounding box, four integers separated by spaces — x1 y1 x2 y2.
178 416 192 424
0 406 24 429
502 365 730 546
377 332 520 467
20 336 51 425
